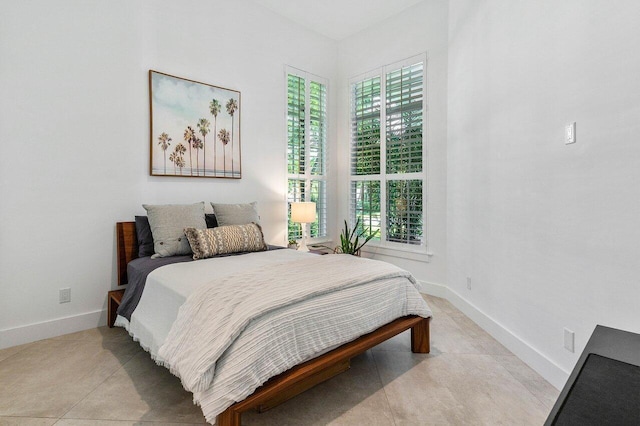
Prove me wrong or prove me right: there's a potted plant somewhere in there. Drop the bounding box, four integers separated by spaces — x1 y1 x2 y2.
288 239 299 249
334 219 379 256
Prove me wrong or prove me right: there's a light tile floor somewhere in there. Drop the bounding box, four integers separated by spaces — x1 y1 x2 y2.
0 296 558 425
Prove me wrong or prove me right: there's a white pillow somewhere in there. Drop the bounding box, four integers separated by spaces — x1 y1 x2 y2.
211 202 259 226
143 202 207 258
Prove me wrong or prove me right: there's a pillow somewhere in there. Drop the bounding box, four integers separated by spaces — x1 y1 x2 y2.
211 202 259 226
184 223 267 259
143 202 207 258
134 213 215 258
135 216 155 257
205 213 219 228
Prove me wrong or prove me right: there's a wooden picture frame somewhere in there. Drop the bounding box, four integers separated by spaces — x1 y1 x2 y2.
149 70 241 178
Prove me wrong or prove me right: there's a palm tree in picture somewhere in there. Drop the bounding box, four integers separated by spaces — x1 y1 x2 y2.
193 137 203 175
176 156 186 175
209 99 221 176
169 151 178 175
218 128 230 177
157 132 172 174
226 98 238 177
174 143 187 176
183 126 196 176
197 118 210 176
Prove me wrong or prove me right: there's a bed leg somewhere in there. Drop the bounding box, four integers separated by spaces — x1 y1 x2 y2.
411 317 431 353
217 408 241 426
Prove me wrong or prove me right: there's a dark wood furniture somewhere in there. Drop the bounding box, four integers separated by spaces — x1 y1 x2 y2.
545 325 640 425
116 221 138 286
217 315 430 426
107 289 125 328
115 221 431 426
108 221 136 327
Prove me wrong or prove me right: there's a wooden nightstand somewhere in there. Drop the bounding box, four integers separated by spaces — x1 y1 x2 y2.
108 289 125 328
308 245 333 255
308 248 330 255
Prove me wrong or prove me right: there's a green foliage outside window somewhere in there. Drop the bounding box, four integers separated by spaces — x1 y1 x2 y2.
287 73 327 241
351 61 425 246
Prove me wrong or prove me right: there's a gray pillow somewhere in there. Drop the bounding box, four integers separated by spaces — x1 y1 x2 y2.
143 202 207 258
211 202 259 226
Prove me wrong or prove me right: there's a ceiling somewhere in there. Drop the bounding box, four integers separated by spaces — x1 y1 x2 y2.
252 0 426 41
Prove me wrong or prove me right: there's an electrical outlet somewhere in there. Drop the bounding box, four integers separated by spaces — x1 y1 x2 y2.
564 328 575 352
466 277 472 290
565 122 576 144
59 288 71 304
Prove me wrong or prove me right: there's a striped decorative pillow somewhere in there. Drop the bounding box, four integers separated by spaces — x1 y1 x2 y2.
184 223 267 260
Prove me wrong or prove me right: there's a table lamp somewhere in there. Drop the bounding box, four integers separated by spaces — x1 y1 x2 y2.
290 202 316 252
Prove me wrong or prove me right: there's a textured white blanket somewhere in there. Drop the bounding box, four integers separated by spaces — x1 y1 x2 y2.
120 250 431 423
157 254 419 393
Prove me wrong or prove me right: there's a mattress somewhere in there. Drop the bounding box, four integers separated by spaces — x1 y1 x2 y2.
116 249 431 423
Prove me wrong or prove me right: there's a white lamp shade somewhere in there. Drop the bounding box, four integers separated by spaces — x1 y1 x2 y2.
290 202 316 223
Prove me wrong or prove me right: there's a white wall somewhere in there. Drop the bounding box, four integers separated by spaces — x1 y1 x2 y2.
5 0 638 395
447 0 640 388
336 0 449 289
0 0 338 348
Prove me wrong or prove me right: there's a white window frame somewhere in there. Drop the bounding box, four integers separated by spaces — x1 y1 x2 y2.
285 65 329 244
348 53 428 254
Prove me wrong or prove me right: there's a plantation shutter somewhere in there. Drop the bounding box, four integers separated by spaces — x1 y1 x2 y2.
386 179 423 245
287 74 305 175
287 179 305 240
386 62 423 174
349 55 426 249
350 180 381 240
351 77 381 176
286 69 328 241
309 81 327 238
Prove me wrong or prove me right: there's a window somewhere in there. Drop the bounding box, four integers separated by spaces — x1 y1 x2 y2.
287 68 328 241
350 55 426 249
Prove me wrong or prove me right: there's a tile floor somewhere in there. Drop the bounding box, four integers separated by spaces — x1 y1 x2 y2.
0 296 558 425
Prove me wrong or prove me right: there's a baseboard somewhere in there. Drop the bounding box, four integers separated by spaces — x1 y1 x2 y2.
399 279 568 389
0 309 107 350
445 287 569 390
417 280 448 298
1 286 569 390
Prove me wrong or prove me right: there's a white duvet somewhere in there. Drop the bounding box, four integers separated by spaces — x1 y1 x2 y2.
116 249 431 424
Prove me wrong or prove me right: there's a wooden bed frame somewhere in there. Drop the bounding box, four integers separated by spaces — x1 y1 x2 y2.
115 221 431 426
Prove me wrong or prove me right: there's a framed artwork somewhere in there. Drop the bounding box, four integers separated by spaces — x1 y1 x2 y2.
149 70 241 178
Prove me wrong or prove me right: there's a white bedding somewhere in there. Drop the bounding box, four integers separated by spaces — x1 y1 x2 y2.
116 249 431 424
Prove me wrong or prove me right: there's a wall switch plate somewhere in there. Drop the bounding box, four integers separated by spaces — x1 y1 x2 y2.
565 122 576 144
466 277 472 290
564 328 575 352
59 288 71 304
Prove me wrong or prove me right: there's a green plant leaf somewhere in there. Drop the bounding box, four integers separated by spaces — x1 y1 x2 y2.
349 218 359 241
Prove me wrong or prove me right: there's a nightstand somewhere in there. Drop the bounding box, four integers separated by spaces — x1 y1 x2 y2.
308 247 332 255
108 289 125 328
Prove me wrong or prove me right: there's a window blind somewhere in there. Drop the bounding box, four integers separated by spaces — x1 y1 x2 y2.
310 179 326 238
309 81 326 176
349 56 426 249
286 69 328 241
351 77 381 176
387 179 423 245
350 180 381 240
287 74 305 175
386 62 423 175
287 178 305 240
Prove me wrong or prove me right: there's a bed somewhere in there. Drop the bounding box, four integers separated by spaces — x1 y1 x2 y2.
114 220 432 426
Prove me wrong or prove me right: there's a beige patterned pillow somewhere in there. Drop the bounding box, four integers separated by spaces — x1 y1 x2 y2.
184 223 267 260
